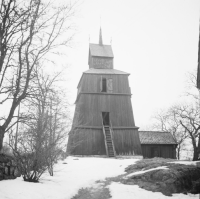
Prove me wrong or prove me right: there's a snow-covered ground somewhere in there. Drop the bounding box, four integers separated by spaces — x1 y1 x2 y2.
0 156 199 199
109 182 198 199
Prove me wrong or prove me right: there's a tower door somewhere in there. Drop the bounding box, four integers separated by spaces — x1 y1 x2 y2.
102 112 110 126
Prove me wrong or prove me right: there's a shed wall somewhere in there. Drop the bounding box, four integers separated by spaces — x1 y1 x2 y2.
141 144 176 159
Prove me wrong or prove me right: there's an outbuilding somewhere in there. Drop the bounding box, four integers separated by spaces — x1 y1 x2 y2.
139 131 177 159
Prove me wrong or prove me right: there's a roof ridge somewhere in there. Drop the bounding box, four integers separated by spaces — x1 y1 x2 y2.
139 131 170 133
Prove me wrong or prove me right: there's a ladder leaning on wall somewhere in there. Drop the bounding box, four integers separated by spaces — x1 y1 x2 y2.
102 122 116 157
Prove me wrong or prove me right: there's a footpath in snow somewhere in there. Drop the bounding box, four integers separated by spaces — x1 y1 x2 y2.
0 156 199 199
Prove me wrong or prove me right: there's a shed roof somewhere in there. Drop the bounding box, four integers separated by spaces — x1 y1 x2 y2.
139 131 177 145
89 43 114 58
83 68 129 75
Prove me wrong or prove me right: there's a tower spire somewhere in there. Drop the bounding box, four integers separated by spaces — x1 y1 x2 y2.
99 27 103 45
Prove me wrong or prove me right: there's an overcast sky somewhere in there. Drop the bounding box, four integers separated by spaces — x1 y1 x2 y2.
64 0 200 129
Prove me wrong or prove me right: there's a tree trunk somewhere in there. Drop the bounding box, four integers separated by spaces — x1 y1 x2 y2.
177 145 180 160
190 134 198 161
197 133 200 160
0 126 5 152
193 146 199 161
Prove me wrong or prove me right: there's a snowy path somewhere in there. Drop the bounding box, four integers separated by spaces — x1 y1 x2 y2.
0 156 199 199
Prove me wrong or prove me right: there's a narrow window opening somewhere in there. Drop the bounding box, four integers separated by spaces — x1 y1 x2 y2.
102 78 107 92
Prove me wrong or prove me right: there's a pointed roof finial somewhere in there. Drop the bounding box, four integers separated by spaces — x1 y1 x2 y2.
99 27 103 45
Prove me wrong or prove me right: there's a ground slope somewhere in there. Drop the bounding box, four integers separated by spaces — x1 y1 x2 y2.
0 157 199 199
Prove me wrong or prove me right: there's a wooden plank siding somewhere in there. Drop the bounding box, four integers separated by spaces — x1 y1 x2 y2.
73 94 136 127
68 73 142 156
68 128 142 156
113 129 142 155
68 129 106 155
78 74 130 94
141 144 176 159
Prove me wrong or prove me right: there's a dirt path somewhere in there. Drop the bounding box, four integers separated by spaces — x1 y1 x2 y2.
71 180 111 199
71 174 128 199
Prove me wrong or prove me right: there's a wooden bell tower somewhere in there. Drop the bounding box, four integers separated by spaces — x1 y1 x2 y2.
67 28 142 157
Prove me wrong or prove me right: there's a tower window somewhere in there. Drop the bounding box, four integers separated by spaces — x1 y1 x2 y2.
102 78 107 92
100 77 113 93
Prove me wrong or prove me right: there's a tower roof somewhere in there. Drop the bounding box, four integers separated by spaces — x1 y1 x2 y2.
139 131 177 145
83 68 129 75
89 43 114 58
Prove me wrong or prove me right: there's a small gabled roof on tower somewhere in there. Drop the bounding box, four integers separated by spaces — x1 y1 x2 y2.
89 43 114 58
89 27 114 58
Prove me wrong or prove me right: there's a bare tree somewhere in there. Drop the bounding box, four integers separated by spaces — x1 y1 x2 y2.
152 69 200 160
152 109 188 160
171 104 200 161
0 0 77 151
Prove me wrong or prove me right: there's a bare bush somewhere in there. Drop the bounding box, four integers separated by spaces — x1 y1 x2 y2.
9 70 70 182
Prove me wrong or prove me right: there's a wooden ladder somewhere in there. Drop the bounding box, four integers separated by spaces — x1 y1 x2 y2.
102 125 116 157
